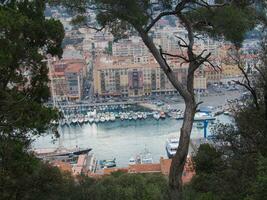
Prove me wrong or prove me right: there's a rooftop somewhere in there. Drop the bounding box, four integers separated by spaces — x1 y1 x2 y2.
65 63 84 73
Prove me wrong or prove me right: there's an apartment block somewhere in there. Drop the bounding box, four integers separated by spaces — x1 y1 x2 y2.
93 56 201 97
51 59 87 101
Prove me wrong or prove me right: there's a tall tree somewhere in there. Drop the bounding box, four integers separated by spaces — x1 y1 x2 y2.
0 0 64 143
56 0 257 198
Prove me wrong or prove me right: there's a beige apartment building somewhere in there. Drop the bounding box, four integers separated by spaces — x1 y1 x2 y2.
51 59 87 101
93 56 207 97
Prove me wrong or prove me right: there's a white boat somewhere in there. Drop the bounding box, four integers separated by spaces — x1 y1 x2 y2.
140 148 153 164
100 115 106 123
78 116 84 124
194 112 215 121
60 119 67 126
66 118 71 126
129 157 136 165
124 113 129 120
94 116 99 123
142 113 147 119
132 113 138 120
72 117 78 125
175 111 184 120
166 137 179 159
153 112 160 120
51 120 58 125
105 114 110 122
88 116 94 123
120 113 125 121
110 114 116 122
129 148 153 165
137 112 143 119
84 116 89 123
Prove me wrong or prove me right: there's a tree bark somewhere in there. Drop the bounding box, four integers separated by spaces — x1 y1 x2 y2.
169 99 196 200
138 29 196 199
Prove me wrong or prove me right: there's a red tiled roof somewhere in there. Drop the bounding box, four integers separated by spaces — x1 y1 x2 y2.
50 160 72 173
65 63 83 73
129 163 161 173
51 71 65 77
103 168 129 175
160 158 172 175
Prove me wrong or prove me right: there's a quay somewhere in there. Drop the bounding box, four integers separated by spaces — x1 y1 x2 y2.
49 101 142 109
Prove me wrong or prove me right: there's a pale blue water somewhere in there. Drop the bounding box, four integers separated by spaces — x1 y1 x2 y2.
34 115 232 167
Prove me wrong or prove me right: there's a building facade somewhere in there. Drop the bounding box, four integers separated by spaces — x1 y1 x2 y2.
93 56 208 97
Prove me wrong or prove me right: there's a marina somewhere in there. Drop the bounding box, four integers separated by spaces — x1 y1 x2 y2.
34 114 231 167
36 90 237 168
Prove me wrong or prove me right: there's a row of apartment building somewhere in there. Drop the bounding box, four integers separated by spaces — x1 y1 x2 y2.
51 57 87 101
93 55 208 97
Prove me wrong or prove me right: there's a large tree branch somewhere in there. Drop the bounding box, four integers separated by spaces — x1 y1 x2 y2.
138 29 191 101
145 0 190 33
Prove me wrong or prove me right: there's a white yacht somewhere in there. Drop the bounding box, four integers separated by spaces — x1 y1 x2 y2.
72 117 78 125
129 148 153 165
165 137 179 159
194 112 215 121
105 113 110 122
132 113 138 120
129 157 136 165
140 148 153 164
142 112 147 119
88 115 94 123
94 116 100 123
84 115 89 123
100 115 106 123
153 112 160 120
120 113 125 121
110 113 116 122
78 116 84 124
137 112 143 119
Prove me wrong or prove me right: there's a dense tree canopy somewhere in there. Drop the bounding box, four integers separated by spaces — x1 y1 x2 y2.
184 34 267 200
0 0 64 142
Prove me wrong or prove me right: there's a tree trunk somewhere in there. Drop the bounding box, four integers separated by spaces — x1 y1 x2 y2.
169 99 196 199
138 30 197 199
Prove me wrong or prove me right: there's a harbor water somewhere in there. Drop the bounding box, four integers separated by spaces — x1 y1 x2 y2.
34 115 232 167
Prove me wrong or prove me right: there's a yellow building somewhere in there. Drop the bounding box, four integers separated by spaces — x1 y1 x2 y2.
93 55 206 97
221 63 243 78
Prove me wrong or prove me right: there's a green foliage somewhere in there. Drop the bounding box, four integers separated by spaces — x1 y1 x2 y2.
1 136 170 200
0 1 64 141
184 44 267 199
251 155 267 200
187 5 256 47
59 0 258 47
86 172 170 200
193 144 224 174
0 138 75 200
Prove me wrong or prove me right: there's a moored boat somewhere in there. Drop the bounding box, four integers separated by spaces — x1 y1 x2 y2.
165 137 179 159
100 115 106 123
160 111 166 119
196 122 204 129
34 147 92 159
153 112 160 120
